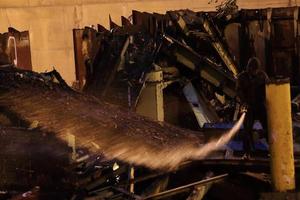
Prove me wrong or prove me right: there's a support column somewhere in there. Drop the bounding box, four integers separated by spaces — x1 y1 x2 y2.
265 78 295 192
135 70 164 122
129 166 135 193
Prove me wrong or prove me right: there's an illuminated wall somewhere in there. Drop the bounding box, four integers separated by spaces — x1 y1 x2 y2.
0 0 298 84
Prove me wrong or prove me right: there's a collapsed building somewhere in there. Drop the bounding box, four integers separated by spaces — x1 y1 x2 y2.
1 1 300 199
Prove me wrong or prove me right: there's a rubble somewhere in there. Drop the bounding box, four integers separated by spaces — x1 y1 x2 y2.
0 66 249 199
73 8 300 126
0 67 244 171
2 5 300 200
0 126 71 198
73 9 242 127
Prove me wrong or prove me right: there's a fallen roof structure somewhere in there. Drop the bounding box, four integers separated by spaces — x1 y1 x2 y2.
0 67 244 171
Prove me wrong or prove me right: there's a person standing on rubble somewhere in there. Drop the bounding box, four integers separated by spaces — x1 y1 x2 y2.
236 57 269 159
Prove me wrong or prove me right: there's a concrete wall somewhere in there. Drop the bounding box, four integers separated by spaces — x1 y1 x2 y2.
0 0 298 84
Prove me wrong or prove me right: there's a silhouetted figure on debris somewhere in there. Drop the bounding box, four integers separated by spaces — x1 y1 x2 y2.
236 57 268 158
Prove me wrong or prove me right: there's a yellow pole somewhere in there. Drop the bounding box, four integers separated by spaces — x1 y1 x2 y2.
129 166 134 193
265 78 295 192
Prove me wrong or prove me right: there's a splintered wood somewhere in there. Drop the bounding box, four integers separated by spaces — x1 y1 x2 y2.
0 67 244 170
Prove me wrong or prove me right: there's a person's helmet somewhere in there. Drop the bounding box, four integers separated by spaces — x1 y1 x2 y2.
246 57 261 74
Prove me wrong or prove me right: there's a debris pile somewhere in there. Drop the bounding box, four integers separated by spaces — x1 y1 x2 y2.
0 66 246 199
2 5 300 199
74 10 240 125
74 8 300 127
0 67 244 170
